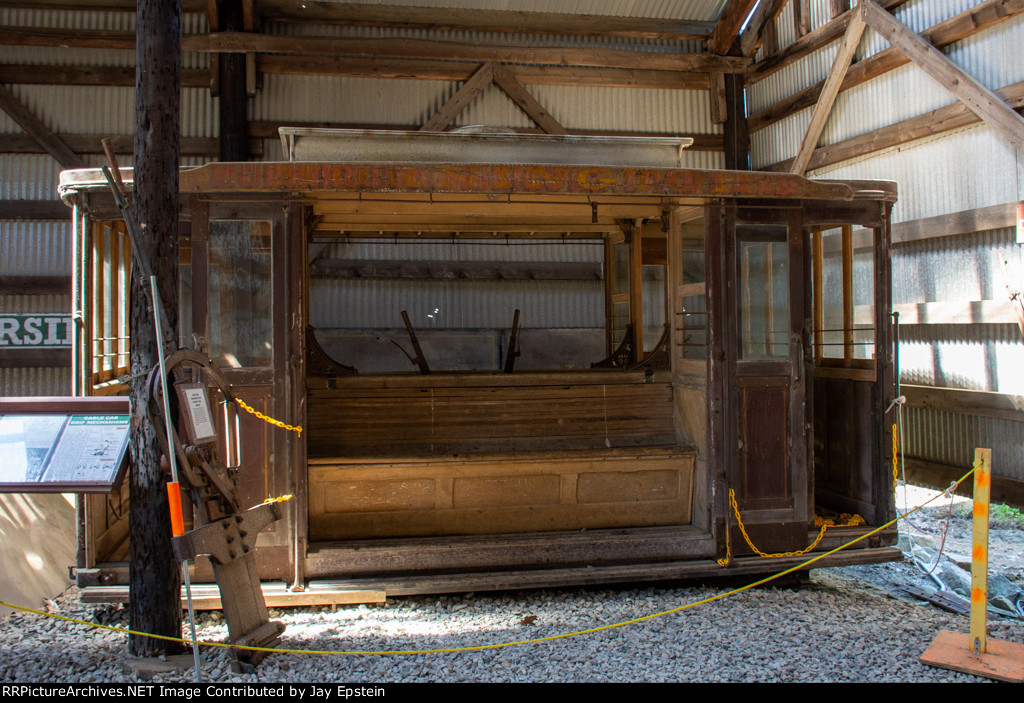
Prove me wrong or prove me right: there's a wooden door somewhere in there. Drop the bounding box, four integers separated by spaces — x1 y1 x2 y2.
189 199 297 581
723 208 809 551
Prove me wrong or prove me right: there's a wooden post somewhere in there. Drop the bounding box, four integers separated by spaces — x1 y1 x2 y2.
130 0 182 657
218 0 248 161
723 74 750 170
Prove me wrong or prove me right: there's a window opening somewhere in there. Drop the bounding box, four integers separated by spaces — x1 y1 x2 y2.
811 226 874 367
208 220 273 368
90 221 130 391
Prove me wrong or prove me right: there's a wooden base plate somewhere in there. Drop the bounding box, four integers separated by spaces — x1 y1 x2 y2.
920 629 1024 682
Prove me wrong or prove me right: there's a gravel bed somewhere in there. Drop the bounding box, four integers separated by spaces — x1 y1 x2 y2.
3 488 1024 683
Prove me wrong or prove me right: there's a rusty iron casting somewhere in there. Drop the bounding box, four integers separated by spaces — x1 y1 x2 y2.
146 349 286 671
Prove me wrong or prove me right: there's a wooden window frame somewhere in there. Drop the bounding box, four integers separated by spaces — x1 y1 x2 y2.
90 220 130 393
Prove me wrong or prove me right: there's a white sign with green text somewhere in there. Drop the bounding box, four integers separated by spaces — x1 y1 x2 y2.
0 314 72 348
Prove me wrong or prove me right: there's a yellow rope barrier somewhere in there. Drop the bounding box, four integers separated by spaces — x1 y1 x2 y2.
0 463 979 659
236 398 302 437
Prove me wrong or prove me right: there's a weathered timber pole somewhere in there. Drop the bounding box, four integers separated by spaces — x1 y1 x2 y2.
723 73 751 170
129 0 182 656
219 0 249 161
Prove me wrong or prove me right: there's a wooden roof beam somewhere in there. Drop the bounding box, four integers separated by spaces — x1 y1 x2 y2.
255 1 715 42
257 56 710 91
0 83 84 169
746 0 908 85
739 0 790 57
491 64 567 136
862 0 1024 148
420 62 493 132
198 32 750 73
790 7 865 175
748 0 1024 133
710 0 760 55
762 79 1024 173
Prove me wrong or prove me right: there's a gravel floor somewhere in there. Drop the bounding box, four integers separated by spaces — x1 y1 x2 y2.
3 486 1023 684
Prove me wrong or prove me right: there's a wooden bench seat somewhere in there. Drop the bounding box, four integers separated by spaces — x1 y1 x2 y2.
306 372 691 540
307 371 676 457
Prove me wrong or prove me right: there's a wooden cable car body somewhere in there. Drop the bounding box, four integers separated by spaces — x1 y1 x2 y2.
61 130 900 601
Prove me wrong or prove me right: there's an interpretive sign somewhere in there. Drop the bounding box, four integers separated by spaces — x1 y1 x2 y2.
0 396 131 493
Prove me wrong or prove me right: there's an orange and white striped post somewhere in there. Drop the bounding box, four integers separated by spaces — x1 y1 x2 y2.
921 447 1024 681
969 448 991 654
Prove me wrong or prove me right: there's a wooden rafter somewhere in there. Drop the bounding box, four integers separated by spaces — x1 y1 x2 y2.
739 0 789 57
763 79 1024 173
0 26 749 72
491 64 566 136
0 83 84 169
420 62 494 132
749 0 1024 133
794 0 812 37
862 0 1024 148
256 55 711 90
710 0 760 55
790 7 866 175
199 32 751 73
257 1 714 41
0 132 262 157
746 0 908 85
420 62 567 136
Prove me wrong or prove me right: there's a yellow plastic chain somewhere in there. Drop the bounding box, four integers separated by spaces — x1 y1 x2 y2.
236 398 303 437
718 488 865 564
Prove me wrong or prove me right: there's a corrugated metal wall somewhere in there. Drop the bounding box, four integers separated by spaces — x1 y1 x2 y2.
748 0 1024 481
311 239 605 330
1 2 723 396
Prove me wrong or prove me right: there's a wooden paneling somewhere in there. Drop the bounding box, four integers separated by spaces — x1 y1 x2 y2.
736 377 791 506
307 380 677 457
309 448 695 540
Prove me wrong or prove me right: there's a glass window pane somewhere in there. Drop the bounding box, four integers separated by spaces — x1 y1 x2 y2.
208 220 273 368
682 249 705 285
739 240 789 360
681 294 707 360
820 228 844 359
613 241 629 296
642 265 666 352
853 246 875 360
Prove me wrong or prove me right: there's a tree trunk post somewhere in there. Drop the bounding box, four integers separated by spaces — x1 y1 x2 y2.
129 0 182 657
